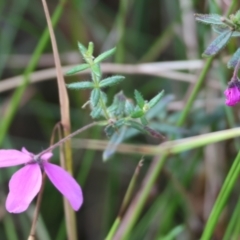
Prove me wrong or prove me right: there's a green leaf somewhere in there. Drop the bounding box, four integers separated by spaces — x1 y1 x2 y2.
104 125 115 138
90 88 100 107
78 42 87 56
65 63 90 75
194 13 223 25
134 90 145 108
103 127 126 161
125 120 146 133
202 30 232 57
140 116 148 125
87 42 94 55
100 91 108 104
228 48 240 68
99 75 125 88
114 119 126 129
212 25 240 37
148 90 164 109
90 107 102 119
66 81 94 90
108 91 126 117
131 109 144 118
91 63 101 79
125 99 135 115
94 47 116 64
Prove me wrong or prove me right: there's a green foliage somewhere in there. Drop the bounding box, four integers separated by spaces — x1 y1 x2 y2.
94 47 116 63
194 13 223 25
202 30 232 57
99 76 125 88
65 63 90 75
90 88 100 107
195 10 240 57
66 81 94 89
228 48 240 68
134 90 145 108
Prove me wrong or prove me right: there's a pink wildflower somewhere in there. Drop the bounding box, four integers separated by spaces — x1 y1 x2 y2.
224 79 240 106
0 147 83 213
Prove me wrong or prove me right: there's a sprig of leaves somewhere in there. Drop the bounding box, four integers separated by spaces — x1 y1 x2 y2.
66 42 165 161
195 11 240 57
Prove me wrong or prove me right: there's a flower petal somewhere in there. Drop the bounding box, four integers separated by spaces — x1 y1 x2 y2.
6 164 42 213
21 147 33 156
0 150 32 167
40 152 53 161
43 162 83 210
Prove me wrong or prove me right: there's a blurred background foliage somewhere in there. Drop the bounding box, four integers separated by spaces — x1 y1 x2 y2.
0 0 240 239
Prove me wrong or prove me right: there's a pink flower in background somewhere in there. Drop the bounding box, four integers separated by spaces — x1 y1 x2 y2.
0 147 83 213
224 79 240 106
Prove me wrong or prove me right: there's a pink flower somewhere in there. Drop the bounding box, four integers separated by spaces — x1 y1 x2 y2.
224 80 240 106
0 147 83 213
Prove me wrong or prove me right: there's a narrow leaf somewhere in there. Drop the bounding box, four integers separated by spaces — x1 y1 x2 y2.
66 81 94 90
125 120 147 135
91 63 101 78
94 47 116 64
125 99 135 115
90 88 100 107
131 110 144 118
144 126 164 139
194 13 223 25
99 76 125 88
148 90 164 109
228 48 240 68
90 107 102 119
202 30 232 57
65 63 90 75
103 127 126 161
140 116 148 125
78 42 87 56
212 25 240 37
134 90 145 108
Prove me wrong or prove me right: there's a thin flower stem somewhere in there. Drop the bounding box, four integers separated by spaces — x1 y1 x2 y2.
232 59 240 79
28 174 47 240
37 121 107 157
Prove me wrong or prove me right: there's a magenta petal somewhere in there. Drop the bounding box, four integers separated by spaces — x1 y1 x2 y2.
21 147 33 156
6 164 42 213
43 162 83 210
41 152 53 161
0 150 32 167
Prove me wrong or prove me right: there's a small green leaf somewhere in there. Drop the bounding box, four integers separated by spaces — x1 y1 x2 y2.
78 42 87 56
131 109 144 118
148 90 164 109
94 47 116 64
134 90 145 108
99 75 125 88
125 120 146 133
140 116 148 125
66 81 94 90
87 42 94 55
90 107 102 119
194 13 223 25
202 30 232 57
125 99 135 115
108 91 126 117
65 63 90 75
90 88 100 107
114 119 126 129
104 125 115 138
100 91 108 104
91 63 101 79
212 25 240 37
103 127 126 161
228 48 240 68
